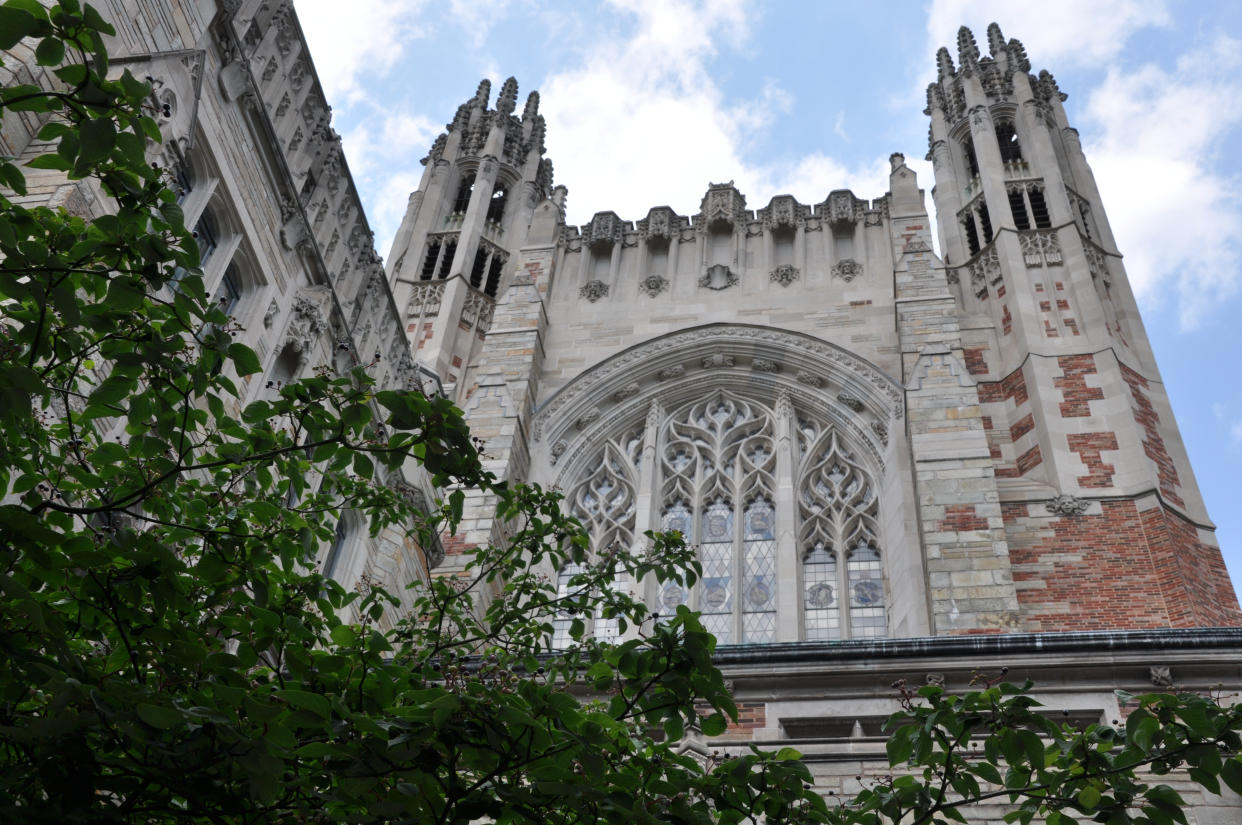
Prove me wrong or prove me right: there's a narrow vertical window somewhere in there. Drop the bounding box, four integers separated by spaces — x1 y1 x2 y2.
963 136 980 178
486 183 508 223
1029 187 1052 229
420 240 441 280
803 543 840 640
470 247 488 289
995 120 1022 163
962 215 981 256
978 202 994 244
437 240 456 279
550 563 584 649
846 543 886 637
452 174 474 214
484 254 504 297
1008 189 1031 231
699 496 735 643
741 498 776 643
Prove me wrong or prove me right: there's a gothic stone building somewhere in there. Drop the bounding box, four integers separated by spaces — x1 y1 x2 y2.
5 2 1241 820
382 20 1242 820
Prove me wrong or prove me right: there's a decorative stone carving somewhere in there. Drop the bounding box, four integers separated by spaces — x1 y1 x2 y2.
657 365 685 381
751 358 781 373
870 421 889 445
825 190 860 228
769 264 799 287
762 195 801 230
1020 229 1063 267
460 289 495 331
902 239 931 254
1149 665 1173 687
285 295 326 356
550 440 568 465
639 206 679 241
1084 243 1111 287
796 370 823 388
612 382 641 402
699 181 747 229
579 280 609 302
925 673 945 686
1045 494 1090 517
586 211 623 250
699 264 737 291
264 299 279 329
701 353 735 369
639 275 668 297
832 259 863 281
575 408 601 430
837 393 864 412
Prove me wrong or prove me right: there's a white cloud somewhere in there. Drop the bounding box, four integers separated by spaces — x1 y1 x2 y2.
925 0 1170 69
294 0 428 103
1082 35 1242 327
541 0 883 226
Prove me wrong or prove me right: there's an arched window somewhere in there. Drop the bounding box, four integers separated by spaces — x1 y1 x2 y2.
550 562 585 649
962 135 980 178
562 389 888 645
798 430 886 640
452 173 475 214
487 183 508 223
995 119 1022 163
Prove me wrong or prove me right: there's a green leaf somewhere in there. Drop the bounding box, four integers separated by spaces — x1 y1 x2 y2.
0 8 40 49
227 342 261 375
700 713 727 737
104 275 146 310
78 116 116 166
1077 785 1100 810
1221 757 1242 797
34 35 63 66
279 689 330 719
136 703 182 729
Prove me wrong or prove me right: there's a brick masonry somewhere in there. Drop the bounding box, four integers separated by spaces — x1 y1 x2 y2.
1120 363 1184 507
1054 354 1104 418
1005 499 1242 631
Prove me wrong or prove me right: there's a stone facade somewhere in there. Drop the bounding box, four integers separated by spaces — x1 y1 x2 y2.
1 0 443 627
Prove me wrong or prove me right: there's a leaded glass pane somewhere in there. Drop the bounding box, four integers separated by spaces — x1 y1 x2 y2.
662 501 693 543
701 497 733 544
742 538 775 643
848 542 886 638
551 563 585 650
803 543 840 640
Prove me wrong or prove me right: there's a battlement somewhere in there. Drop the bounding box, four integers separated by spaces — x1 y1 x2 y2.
561 183 887 241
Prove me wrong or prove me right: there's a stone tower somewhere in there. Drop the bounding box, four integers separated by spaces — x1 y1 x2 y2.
925 24 1238 630
385 78 555 388
387 26 1240 640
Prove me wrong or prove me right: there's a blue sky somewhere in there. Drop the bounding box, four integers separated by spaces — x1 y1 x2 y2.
296 0 1242 596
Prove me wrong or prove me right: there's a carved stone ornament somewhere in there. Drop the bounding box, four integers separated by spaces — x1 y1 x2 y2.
1149 665 1173 687
575 408 601 430
837 392 864 412
1045 494 1090 517
640 206 677 241
699 264 738 291
586 211 623 250
925 673 946 687
264 299 279 329
751 358 781 373
657 365 685 381
640 275 668 297
825 190 860 228
902 238 931 254
612 382 641 402
870 420 889 445
550 440 568 465
700 182 747 229
579 280 609 302
795 370 823 388
701 353 735 369
832 259 863 282
769 264 799 287
763 195 800 230
285 295 326 356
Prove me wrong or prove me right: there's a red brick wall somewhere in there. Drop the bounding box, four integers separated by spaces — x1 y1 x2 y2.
1004 500 1242 631
1054 354 1105 417
1120 364 1183 507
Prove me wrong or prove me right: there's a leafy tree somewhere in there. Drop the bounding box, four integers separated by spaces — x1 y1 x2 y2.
1 3 1240 825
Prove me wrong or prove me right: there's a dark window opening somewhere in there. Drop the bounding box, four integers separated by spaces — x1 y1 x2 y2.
1029 188 1051 229
470 248 488 289
437 240 456 279
1077 202 1093 239
485 255 504 297
963 136 980 178
1008 190 1031 231
962 216 981 256
300 171 315 203
216 265 241 317
486 184 508 223
452 174 475 214
996 120 1022 163
421 241 441 280
193 212 219 267
978 202 994 244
